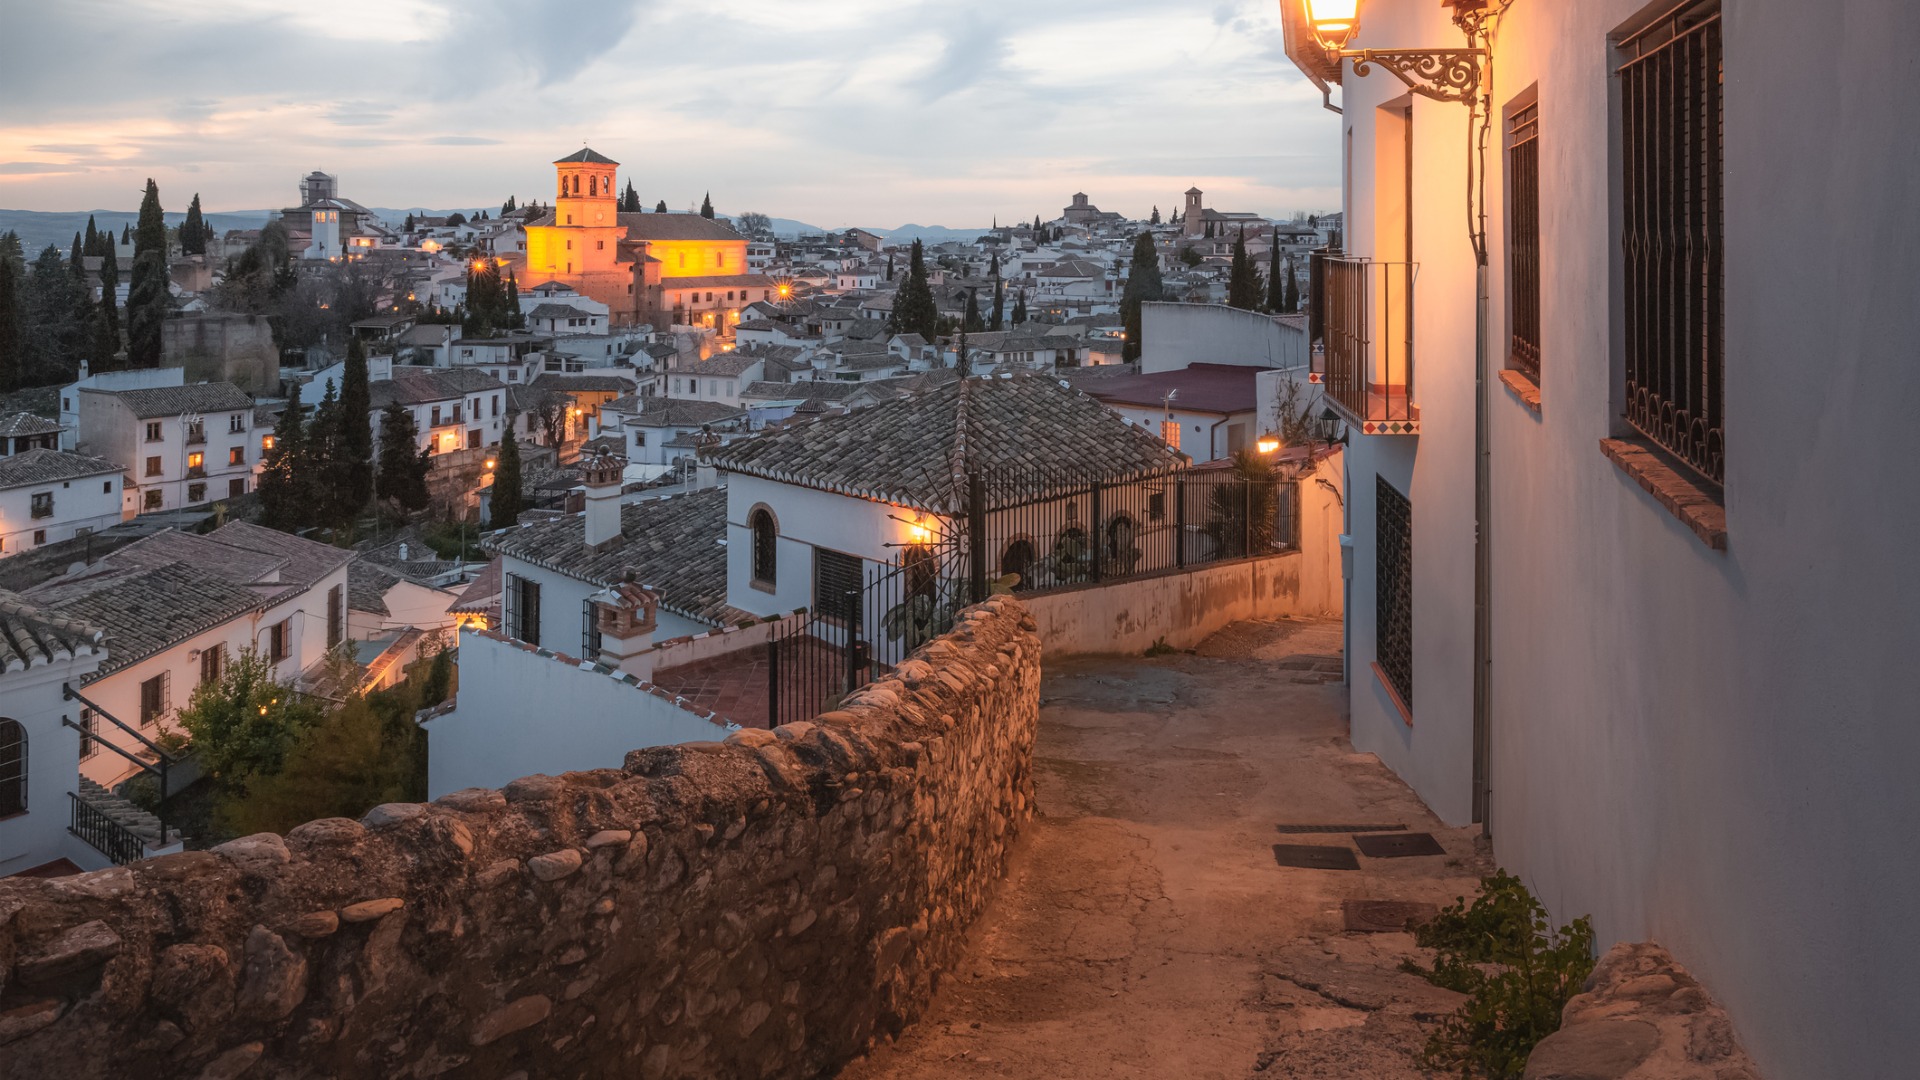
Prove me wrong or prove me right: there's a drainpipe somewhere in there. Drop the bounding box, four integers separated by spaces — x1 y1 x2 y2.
1472 262 1491 835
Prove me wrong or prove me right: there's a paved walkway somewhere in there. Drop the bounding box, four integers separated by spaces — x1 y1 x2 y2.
838 616 1491 1080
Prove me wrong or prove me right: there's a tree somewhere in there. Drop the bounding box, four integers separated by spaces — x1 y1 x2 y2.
1227 229 1262 311
217 690 421 836
655 200 668 213
126 178 168 367
1266 241 1287 312
1150 205 1161 226
462 259 509 337
174 648 325 788
1204 450 1281 558
886 253 895 281
504 271 523 329
68 232 86 290
490 426 524 528
0 257 19 391
404 213 416 232
1283 258 1300 314
989 277 1005 331
700 192 715 219
446 211 468 227
963 287 984 332
1120 232 1164 362
23 244 88 382
737 211 772 239
97 238 120 340
621 181 641 213
83 215 100 256
501 196 517 215
120 224 131 245
886 239 939 341
530 392 569 448
334 338 375 521
1011 289 1027 325
257 381 312 530
182 193 206 256
376 401 431 513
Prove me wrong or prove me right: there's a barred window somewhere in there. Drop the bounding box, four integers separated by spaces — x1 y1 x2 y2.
1507 96 1541 384
1375 477 1413 711
813 548 863 627
0 720 23 816
582 599 603 661
1618 0 1723 486
749 508 778 586
508 574 543 646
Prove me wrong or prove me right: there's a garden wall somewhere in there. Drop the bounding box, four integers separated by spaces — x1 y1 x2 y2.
0 598 1041 1080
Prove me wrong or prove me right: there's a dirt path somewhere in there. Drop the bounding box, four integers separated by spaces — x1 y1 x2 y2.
837 617 1491 1080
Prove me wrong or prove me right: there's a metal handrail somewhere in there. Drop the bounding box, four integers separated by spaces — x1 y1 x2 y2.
1318 254 1420 428
69 792 148 866
62 684 177 845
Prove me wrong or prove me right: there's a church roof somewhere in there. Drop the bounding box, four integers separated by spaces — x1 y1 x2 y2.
616 213 745 242
555 148 619 165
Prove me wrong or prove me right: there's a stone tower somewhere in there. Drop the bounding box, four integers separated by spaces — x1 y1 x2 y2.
1183 187 1206 237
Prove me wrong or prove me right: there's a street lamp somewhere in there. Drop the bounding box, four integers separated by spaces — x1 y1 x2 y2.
1296 0 1495 105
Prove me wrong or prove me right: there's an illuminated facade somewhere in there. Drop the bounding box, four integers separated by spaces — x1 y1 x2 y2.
522 148 774 332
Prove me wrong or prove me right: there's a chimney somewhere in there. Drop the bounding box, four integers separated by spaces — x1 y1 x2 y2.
581 450 627 551
593 576 659 678
692 425 722 491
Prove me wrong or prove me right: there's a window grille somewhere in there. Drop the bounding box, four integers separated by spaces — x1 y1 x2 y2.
79 708 99 760
1508 99 1542 383
0 720 23 816
813 548 864 627
509 575 542 646
1618 0 1724 485
1375 477 1413 709
750 509 778 586
582 599 602 660
327 585 344 648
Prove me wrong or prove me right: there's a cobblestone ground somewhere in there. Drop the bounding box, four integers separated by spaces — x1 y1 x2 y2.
838 616 1493 1080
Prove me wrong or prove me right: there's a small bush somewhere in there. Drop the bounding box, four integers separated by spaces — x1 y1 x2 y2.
1401 871 1595 1079
1144 636 1176 657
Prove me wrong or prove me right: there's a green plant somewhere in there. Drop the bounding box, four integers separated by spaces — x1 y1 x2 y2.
1144 636 1175 657
1401 871 1596 1079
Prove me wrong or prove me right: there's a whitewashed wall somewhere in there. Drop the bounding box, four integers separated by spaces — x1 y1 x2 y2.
1140 302 1308 374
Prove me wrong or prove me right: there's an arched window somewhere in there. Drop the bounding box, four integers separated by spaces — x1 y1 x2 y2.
1052 527 1091 584
750 507 778 586
999 539 1035 591
1105 515 1139 574
572 175 580 196
588 176 597 197
0 720 25 816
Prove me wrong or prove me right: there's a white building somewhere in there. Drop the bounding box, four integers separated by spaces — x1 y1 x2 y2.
369 368 509 455
0 451 127 557
75 382 258 512
0 412 63 457
1282 2 1920 1077
603 396 746 470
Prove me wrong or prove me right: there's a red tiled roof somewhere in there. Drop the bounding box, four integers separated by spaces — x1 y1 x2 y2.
1085 363 1268 415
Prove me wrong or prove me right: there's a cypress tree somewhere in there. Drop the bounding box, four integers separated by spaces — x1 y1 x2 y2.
97 214 122 344
120 224 131 245
1120 232 1164 362
258 381 311 530
126 178 168 367
505 272 522 329
1227 229 1262 311
886 253 895 281
84 216 100 256
1283 258 1300 314
68 233 86 290
963 287 984 333
1011 290 1027 326
655 200 668 213
1266 240 1286 312
336 338 375 520
0 257 18 391
886 240 938 341
182 194 206 256
1150 205 1161 226
700 193 715 219
489 426 524 529
989 277 1005 331
621 181 640 213
89 300 118 371
376 401 430 513
404 213 416 232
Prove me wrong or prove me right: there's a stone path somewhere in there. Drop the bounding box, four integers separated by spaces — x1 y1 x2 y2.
837 616 1493 1080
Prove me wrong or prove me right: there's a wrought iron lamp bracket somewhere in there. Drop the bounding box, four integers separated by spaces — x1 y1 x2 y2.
1341 48 1486 104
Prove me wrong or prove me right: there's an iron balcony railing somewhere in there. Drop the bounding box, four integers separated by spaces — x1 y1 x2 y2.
69 791 148 866
1314 254 1421 435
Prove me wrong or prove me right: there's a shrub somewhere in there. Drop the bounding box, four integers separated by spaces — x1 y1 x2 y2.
1401 871 1596 1079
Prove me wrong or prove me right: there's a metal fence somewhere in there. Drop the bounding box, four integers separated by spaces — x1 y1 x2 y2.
765 464 1288 726
70 792 147 867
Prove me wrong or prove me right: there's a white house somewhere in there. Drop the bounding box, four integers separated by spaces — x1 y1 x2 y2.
604 396 746 469
1282 2 1920 1077
663 352 765 408
1084 364 1273 462
75 382 258 512
1138 301 1310 374
0 451 127 558
0 412 63 457
369 368 509 455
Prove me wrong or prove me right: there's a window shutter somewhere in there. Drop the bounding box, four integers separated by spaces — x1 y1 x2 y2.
160 669 172 715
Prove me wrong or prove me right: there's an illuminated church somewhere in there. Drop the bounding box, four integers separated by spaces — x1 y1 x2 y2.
523 148 775 333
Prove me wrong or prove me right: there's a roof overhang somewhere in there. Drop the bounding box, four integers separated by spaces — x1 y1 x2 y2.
1280 0 1345 96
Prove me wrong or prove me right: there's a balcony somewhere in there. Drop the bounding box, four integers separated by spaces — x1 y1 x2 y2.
1312 254 1421 435
185 429 207 445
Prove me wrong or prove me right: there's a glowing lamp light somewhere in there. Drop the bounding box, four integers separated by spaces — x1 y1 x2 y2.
908 519 931 544
485 459 497 471
1257 434 1283 454
1303 0 1362 50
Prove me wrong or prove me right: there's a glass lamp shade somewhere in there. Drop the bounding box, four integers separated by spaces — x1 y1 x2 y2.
1302 0 1360 49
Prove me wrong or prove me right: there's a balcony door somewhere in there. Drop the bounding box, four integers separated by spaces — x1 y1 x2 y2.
1373 98 1415 409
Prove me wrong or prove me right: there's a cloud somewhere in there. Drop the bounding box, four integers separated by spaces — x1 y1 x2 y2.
0 0 1340 224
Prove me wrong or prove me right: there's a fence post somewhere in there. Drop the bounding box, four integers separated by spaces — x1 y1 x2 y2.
1175 475 1187 569
1089 479 1104 583
1243 480 1253 558
967 470 988 603
845 587 863 692
766 637 779 727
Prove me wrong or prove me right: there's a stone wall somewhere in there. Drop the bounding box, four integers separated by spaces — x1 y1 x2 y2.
0 598 1041 1080
1525 943 1761 1080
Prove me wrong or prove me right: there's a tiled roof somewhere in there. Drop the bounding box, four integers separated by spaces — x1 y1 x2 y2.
739 380 861 403
1084 363 1266 415
369 368 505 408
0 411 62 438
627 398 746 428
348 560 404 616
555 147 619 165
97 529 289 587
682 353 762 378
616 214 745 242
525 303 590 320
837 354 906 372
0 589 105 674
654 273 775 290
485 488 743 626
28 562 265 678
0 449 124 490
449 559 502 617
705 373 1186 514
206 522 354 589
96 382 254 419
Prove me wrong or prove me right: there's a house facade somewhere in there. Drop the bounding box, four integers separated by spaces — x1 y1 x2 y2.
76 382 258 513
1283 2 1920 1077
0 450 126 558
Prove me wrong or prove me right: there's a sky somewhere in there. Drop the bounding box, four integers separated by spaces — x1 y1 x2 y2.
0 0 1340 228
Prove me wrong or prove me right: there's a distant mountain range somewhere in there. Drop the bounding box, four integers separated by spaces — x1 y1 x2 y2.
0 206 996 252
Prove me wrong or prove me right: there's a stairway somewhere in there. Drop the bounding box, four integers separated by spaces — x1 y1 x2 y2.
76 777 181 849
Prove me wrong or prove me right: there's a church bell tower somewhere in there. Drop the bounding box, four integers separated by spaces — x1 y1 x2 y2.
554 148 620 230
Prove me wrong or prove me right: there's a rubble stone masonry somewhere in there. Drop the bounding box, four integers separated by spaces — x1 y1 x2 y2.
0 597 1041 1079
